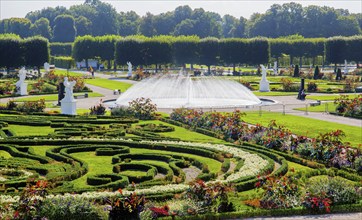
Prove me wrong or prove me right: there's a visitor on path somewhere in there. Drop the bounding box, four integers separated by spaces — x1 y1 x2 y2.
89 66 94 78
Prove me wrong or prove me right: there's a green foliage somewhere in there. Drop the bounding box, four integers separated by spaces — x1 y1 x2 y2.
256 173 302 209
39 196 104 220
293 64 300 77
302 176 361 213
31 17 52 39
52 56 74 69
50 42 72 56
115 37 145 66
53 14 76 42
326 35 362 63
172 35 199 66
307 82 318 92
89 103 106 115
128 97 157 120
72 35 97 62
107 191 147 220
198 37 219 73
0 36 23 69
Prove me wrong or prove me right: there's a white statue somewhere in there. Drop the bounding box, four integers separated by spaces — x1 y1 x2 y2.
261 65 267 80
344 59 348 74
62 77 76 102
273 61 278 75
127 61 132 77
259 64 270 92
15 67 28 95
44 62 50 73
16 67 26 87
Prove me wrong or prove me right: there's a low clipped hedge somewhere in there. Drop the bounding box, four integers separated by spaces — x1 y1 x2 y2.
0 144 50 164
113 163 157 183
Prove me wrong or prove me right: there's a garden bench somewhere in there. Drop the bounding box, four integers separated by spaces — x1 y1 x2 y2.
74 93 88 99
310 100 321 107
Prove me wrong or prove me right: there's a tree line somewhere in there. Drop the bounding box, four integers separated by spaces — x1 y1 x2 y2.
1 34 361 74
0 0 361 42
0 34 49 74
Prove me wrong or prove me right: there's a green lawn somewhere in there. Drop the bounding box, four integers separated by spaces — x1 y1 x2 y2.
307 94 360 101
0 150 12 158
15 92 103 102
8 125 54 136
135 120 226 144
254 91 298 96
53 69 84 77
241 112 362 147
31 146 55 156
70 152 114 188
294 102 337 112
85 78 132 91
287 161 314 173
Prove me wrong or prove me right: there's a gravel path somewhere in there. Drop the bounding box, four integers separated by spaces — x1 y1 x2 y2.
183 166 202 183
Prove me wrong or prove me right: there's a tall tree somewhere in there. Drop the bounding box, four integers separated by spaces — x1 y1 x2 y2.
222 15 238 38
115 37 145 67
139 12 156 37
174 5 192 24
118 11 140 36
53 15 76 42
198 37 219 74
172 35 199 67
22 36 50 73
0 36 23 73
153 12 175 35
26 6 68 28
3 18 32 38
75 16 92 36
219 38 247 72
31 17 52 39
72 35 97 68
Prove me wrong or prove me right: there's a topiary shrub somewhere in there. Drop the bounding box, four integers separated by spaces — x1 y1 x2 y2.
313 66 320 80
293 65 300 77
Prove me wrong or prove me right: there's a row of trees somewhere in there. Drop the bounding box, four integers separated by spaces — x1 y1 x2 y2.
72 35 362 73
72 35 269 73
0 0 361 41
0 34 360 74
0 34 49 73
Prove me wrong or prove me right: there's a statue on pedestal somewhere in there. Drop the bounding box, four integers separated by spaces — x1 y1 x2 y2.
44 62 50 73
127 61 132 78
259 65 270 92
273 61 278 75
62 77 76 102
15 67 28 95
61 77 77 115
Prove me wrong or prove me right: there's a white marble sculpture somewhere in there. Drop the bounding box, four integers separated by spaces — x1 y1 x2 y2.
273 61 278 75
259 65 270 92
127 61 132 77
16 67 28 95
61 77 77 115
344 60 348 74
44 62 50 73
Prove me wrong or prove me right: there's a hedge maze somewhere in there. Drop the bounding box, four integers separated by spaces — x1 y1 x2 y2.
0 113 288 196
1 112 361 214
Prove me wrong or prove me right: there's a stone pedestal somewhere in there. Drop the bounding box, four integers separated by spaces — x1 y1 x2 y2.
259 79 270 92
17 83 28 96
61 100 77 115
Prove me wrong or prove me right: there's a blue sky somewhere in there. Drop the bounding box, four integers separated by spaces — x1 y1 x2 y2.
0 0 361 19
